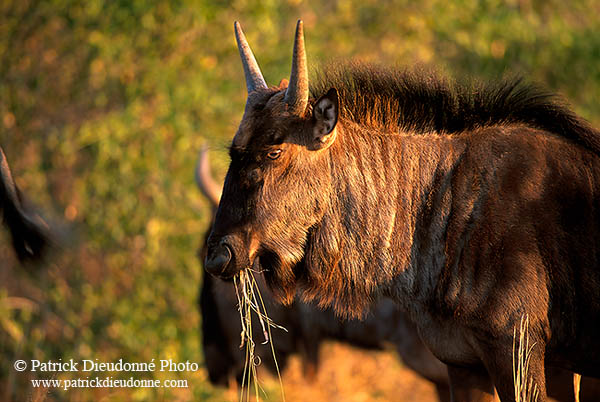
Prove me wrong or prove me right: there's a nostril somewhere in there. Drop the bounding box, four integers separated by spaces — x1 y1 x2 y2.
205 243 232 275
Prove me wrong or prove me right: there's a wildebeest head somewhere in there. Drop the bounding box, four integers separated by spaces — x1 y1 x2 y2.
205 21 340 303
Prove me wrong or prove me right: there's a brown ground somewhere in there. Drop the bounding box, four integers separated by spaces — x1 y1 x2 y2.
219 342 441 402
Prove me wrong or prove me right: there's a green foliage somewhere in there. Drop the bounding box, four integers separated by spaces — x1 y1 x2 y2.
1 0 599 400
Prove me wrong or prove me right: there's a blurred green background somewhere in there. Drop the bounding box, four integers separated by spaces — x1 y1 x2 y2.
1 0 599 400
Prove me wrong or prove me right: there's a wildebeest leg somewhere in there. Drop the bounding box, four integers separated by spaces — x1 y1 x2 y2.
433 382 452 402
297 333 320 382
302 353 318 382
483 344 547 402
447 365 496 402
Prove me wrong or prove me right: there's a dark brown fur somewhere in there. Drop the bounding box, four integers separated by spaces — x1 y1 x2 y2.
201 269 600 402
207 48 600 401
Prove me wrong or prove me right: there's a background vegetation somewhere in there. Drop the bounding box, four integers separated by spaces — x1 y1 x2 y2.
1 0 599 400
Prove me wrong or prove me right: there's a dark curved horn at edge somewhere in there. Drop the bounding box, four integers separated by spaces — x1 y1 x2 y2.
0 146 51 262
284 20 309 115
0 146 20 208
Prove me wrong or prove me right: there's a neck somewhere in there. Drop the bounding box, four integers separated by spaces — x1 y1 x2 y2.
301 121 467 318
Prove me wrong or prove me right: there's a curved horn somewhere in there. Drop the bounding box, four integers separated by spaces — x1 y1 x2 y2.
195 146 222 209
284 20 309 115
234 21 267 93
0 146 50 261
0 146 20 209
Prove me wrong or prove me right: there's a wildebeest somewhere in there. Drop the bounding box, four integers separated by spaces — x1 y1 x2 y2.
205 20 600 401
0 146 50 262
197 148 451 400
198 149 600 402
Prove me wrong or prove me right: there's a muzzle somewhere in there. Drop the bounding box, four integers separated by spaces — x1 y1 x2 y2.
205 234 249 279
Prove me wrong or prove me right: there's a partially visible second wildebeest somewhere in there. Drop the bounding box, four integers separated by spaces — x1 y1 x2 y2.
196 148 451 400
205 21 600 401
0 146 50 262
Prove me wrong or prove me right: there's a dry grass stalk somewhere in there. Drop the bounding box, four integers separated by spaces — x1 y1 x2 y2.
512 314 539 402
573 373 581 402
234 269 287 402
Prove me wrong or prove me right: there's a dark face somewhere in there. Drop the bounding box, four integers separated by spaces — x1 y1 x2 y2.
204 20 339 301
204 87 339 302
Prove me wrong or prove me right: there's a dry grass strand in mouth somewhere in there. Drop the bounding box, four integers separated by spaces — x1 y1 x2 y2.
234 269 287 402
512 314 539 402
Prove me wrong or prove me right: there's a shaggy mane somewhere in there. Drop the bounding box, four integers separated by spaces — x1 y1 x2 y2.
310 63 600 153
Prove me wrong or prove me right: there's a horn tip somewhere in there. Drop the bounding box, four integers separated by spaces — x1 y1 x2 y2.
294 20 304 39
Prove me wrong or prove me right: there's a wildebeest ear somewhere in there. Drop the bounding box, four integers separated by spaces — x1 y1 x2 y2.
311 88 338 150
277 78 289 89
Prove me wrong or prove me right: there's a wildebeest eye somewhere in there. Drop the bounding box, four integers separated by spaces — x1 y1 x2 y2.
267 149 282 160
